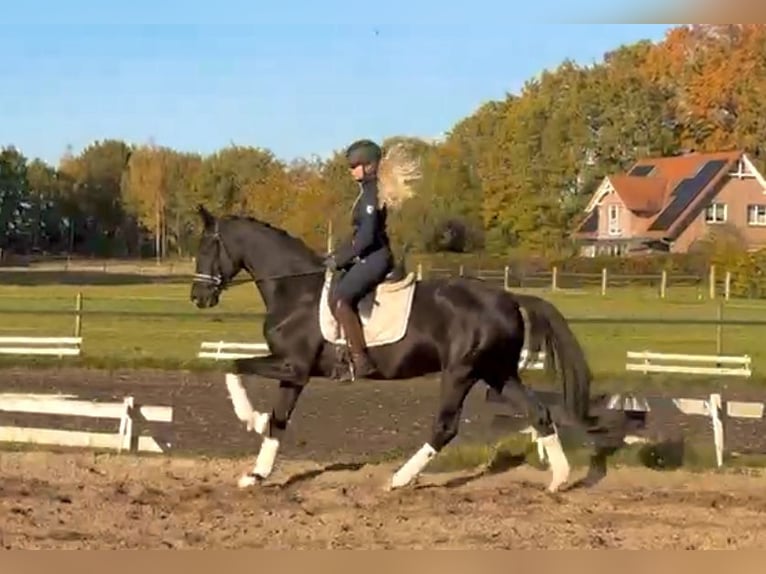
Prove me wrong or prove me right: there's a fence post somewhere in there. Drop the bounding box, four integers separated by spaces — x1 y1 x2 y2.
716 300 723 355
725 271 731 301
74 292 83 338
459 264 464 277
601 267 607 296
660 270 667 299
709 265 716 300
552 266 558 291
504 266 509 291
416 263 423 281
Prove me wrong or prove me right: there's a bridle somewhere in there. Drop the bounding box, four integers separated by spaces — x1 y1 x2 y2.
192 220 325 291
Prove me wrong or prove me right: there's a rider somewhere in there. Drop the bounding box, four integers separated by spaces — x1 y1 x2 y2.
324 138 394 381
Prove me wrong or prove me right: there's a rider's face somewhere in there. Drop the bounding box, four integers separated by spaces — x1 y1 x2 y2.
349 162 377 182
349 164 365 181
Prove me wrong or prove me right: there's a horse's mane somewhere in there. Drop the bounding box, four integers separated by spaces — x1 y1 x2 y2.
222 214 324 264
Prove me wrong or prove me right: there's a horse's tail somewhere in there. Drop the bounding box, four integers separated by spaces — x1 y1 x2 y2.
514 293 592 424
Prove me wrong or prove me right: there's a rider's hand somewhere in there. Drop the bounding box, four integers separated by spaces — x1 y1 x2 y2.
323 255 337 271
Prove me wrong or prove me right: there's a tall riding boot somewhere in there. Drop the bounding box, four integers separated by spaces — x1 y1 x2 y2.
334 301 378 380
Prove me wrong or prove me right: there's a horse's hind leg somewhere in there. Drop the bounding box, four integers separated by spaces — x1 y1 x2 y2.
237 380 305 488
497 375 570 492
390 365 476 489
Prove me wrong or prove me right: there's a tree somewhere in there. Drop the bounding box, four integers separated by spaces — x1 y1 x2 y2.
59 139 133 256
0 147 29 253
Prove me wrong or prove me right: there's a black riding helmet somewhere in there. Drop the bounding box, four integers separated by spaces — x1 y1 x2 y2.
345 139 382 168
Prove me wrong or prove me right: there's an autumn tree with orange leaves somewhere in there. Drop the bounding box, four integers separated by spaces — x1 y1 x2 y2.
3 24 766 260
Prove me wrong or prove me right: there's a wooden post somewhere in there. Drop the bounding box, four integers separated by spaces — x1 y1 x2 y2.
504 266 509 291
660 269 667 299
326 220 333 253
601 267 607 296
416 262 423 281
459 264 464 277
709 265 716 300
716 300 723 355
552 266 558 291
74 292 83 338
725 271 731 301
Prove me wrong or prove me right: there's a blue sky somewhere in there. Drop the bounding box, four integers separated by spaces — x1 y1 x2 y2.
1 1 675 165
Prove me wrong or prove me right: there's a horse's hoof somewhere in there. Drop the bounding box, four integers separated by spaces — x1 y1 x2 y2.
389 474 419 491
547 471 570 493
238 473 263 489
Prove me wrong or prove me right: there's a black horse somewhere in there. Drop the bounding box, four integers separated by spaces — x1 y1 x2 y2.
189 205 601 492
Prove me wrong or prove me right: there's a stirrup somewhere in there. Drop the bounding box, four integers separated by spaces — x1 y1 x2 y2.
351 352 377 379
329 343 355 384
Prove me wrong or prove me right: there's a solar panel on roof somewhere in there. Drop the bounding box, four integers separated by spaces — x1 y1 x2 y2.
647 159 728 232
629 164 655 177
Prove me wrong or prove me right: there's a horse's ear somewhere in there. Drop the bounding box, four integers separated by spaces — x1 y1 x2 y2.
196 204 215 231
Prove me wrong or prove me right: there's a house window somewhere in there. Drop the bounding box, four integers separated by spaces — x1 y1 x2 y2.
748 204 766 226
607 205 621 235
705 203 727 224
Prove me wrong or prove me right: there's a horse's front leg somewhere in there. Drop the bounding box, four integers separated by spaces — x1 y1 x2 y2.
236 380 305 488
223 354 305 432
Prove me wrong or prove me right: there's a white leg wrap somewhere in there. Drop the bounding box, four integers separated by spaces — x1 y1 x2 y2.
226 373 255 422
237 436 280 489
253 436 280 478
391 443 437 489
521 425 546 463
225 373 270 433
252 411 270 434
539 430 570 492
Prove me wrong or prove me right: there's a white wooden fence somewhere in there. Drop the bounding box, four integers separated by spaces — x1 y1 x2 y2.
489 388 765 469
625 350 752 378
0 393 173 453
0 336 82 357
197 341 271 360
605 392 764 468
197 339 546 370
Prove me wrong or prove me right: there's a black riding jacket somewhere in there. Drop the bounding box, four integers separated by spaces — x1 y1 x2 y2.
333 179 391 269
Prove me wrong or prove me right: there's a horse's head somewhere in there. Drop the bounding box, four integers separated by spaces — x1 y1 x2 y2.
190 204 244 308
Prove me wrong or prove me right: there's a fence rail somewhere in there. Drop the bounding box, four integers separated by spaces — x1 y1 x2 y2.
4 260 766 300
625 350 752 378
0 336 82 357
1 305 765 327
0 393 173 453
426 264 766 299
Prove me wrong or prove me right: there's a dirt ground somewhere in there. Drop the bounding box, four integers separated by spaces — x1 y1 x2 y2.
2 366 766 549
2 450 766 549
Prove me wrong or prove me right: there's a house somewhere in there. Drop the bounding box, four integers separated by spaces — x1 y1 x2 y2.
572 150 766 256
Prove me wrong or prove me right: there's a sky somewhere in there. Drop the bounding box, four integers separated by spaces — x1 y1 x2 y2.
0 1 677 166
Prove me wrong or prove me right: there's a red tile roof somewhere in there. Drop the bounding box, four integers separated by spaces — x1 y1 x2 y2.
607 175 667 214
575 150 744 239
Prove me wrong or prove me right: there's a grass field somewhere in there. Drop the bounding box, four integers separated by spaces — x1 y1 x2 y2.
1 270 765 386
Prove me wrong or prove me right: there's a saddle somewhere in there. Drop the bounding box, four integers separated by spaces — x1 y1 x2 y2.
318 259 418 348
